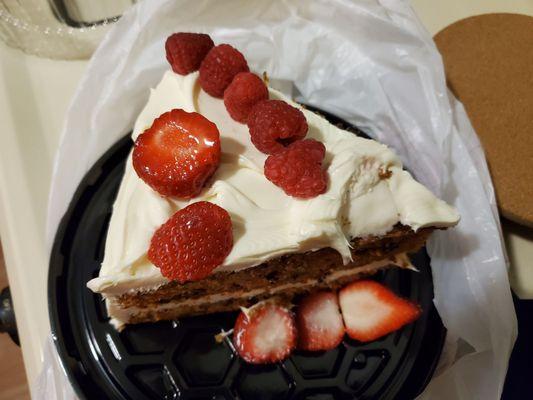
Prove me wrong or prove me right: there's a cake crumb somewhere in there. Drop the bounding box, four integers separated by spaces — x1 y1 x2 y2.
379 168 392 179
392 253 418 271
215 329 234 343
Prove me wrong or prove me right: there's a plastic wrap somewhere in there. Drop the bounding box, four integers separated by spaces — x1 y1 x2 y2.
40 0 516 398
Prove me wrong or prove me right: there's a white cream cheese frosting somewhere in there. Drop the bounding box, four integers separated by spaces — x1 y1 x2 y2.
87 70 459 295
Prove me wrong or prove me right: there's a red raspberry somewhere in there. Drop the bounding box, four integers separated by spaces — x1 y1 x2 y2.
165 32 214 75
148 201 233 283
247 100 308 154
132 109 221 198
199 44 249 98
264 139 327 198
223 72 269 123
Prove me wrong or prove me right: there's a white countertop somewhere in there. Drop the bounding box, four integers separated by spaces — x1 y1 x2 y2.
0 42 87 393
0 1 531 396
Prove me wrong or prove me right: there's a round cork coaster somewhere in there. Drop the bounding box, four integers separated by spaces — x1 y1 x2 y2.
435 13 533 227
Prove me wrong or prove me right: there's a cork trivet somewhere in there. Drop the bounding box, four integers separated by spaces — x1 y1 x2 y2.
435 13 533 227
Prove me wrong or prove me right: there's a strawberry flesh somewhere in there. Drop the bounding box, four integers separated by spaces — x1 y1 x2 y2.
132 109 221 198
296 291 345 351
233 303 297 364
339 280 421 342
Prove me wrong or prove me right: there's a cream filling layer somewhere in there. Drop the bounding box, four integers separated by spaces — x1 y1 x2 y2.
88 71 459 295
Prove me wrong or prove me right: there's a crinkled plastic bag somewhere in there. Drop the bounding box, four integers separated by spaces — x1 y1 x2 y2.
41 0 517 398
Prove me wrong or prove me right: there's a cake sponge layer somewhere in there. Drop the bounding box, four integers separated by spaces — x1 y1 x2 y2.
106 225 430 326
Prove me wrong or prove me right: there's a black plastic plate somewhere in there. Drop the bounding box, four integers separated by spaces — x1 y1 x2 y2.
49 111 446 400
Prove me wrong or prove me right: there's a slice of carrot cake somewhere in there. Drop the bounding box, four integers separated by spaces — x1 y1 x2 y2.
87 34 459 328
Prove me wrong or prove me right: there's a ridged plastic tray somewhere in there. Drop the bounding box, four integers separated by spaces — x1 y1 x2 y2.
49 110 446 400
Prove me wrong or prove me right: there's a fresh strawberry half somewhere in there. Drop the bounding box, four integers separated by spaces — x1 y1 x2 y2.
148 201 233 283
132 109 221 198
233 302 297 364
296 291 345 351
338 280 421 343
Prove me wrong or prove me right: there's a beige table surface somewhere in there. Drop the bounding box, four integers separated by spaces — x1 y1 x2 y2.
0 1 531 396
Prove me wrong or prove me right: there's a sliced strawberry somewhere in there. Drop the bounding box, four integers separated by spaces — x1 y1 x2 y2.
132 109 221 198
296 291 345 351
233 303 297 364
338 280 421 342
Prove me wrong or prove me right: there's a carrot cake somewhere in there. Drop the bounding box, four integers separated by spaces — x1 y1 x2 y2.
87 36 459 329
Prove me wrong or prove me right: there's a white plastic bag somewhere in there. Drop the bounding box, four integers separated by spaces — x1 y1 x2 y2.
42 0 516 398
